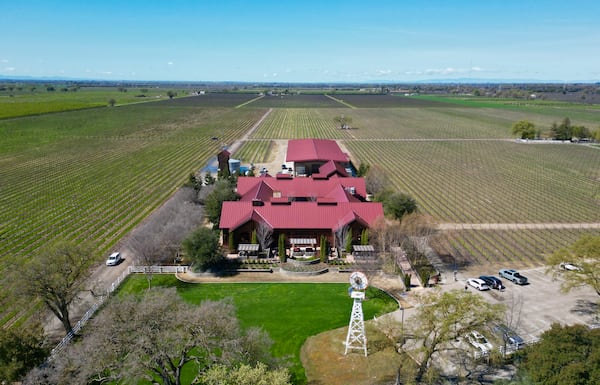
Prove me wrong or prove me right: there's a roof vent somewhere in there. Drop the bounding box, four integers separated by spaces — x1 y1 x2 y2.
252 199 264 206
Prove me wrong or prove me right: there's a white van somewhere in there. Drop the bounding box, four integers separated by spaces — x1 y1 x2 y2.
106 252 121 266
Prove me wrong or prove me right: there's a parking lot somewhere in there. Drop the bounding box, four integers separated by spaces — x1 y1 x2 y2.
457 266 599 342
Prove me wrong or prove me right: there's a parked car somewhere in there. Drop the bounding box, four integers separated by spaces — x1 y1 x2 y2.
106 252 121 266
560 262 583 271
479 275 505 290
499 269 528 285
466 330 493 354
467 278 490 291
493 324 525 350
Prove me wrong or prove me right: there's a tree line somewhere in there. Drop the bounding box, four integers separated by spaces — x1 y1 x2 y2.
512 118 600 141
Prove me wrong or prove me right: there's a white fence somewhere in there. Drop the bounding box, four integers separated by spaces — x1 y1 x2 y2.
50 265 189 358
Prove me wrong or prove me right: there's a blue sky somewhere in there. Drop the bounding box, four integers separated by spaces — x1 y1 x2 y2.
2 0 599 83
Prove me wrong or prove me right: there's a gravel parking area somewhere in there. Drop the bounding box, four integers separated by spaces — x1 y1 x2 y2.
455 266 599 342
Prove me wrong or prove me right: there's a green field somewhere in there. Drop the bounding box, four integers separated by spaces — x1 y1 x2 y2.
0 101 267 325
232 139 276 164
118 275 398 384
0 86 191 119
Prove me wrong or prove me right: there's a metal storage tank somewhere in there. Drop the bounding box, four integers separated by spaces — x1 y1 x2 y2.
228 158 241 174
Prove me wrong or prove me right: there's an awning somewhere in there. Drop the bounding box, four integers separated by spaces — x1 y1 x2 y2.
289 238 317 245
238 244 260 251
353 245 375 252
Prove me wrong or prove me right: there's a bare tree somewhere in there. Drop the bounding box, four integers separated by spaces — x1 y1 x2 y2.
15 242 93 335
25 288 279 385
364 164 389 196
335 224 350 255
370 216 403 256
255 221 274 255
126 187 204 267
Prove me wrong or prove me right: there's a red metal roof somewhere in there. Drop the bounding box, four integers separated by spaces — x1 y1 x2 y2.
312 160 349 179
235 177 366 202
219 201 383 231
286 139 349 162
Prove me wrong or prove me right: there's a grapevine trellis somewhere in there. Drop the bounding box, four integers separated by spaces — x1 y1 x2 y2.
0 105 266 327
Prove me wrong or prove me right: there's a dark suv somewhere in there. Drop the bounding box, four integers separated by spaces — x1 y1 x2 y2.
479 275 505 290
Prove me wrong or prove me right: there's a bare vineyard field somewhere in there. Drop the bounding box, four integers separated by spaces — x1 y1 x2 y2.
346 140 600 223
244 93 345 108
145 92 261 108
330 94 458 108
0 104 265 326
433 228 600 270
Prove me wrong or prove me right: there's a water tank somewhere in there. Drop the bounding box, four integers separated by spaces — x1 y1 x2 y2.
228 158 241 174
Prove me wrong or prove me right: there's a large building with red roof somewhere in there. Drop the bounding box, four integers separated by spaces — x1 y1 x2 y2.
286 138 352 176
219 139 383 254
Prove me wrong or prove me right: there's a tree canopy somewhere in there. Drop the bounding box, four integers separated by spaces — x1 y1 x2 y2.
388 289 504 382
511 120 537 139
204 179 239 226
15 242 93 334
519 323 600 385
551 117 573 140
25 288 283 385
200 362 292 385
546 234 600 295
0 323 48 383
377 190 418 220
183 227 223 271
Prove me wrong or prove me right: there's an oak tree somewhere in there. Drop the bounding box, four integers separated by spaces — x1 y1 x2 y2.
25 288 280 385
546 234 600 296
395 289 503 382
16 242 93 335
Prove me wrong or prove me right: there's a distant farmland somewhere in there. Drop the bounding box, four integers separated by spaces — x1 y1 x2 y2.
0 86 188 119
1 91 599 326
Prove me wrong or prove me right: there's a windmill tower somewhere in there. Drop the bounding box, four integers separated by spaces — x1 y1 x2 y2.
344 271 368 356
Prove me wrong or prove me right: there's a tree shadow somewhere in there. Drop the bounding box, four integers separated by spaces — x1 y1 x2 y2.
570 299 599 317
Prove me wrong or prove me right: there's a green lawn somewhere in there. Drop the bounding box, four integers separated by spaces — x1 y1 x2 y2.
118 275 399 384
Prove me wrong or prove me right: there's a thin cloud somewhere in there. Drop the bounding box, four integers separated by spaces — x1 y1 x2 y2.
405 67 486 76
3 67 15 72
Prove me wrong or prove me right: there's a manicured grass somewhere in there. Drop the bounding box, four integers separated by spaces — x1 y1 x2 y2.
118 275 399 384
